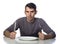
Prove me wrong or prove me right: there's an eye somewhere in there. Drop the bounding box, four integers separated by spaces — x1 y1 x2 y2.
31 11 34 13
26 11 29 13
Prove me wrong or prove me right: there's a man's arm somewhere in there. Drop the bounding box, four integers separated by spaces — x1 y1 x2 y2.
3 19 20 39
3 23 16 38
38 32 56 40
38 18 56 39
3 30 16 39
44 33 55 39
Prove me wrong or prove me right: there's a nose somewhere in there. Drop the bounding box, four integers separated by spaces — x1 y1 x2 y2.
29 12 31 16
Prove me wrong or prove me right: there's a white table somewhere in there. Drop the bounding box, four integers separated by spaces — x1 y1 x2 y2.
2 37 57 44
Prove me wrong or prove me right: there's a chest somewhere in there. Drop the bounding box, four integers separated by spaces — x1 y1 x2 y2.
20 22 41 34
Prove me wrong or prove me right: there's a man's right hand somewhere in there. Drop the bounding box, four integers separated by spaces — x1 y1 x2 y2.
9 32 16 39
4 31 16 39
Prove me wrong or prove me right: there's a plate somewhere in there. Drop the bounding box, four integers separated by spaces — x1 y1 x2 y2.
15 36 39 43
15 36 38 41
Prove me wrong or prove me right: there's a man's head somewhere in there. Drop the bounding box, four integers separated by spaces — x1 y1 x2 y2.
25 3 37 22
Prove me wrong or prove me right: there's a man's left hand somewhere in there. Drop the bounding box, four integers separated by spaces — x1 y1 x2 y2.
38 32 45 40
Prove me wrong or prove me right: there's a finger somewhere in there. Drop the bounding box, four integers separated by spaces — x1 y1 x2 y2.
10 35 15 39
38 33 45 40
11 32 16 35
10 33 16 39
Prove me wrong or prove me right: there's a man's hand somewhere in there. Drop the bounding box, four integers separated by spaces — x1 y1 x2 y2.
10 32 16 39
38 32 45 40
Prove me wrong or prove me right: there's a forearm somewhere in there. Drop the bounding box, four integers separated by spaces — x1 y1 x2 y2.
3 30 10 38
38 32 56 40
44 33 55 40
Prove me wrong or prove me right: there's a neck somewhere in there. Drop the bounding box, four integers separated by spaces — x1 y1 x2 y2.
27 18 34 23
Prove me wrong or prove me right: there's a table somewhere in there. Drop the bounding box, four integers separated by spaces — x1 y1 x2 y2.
2 37 57 44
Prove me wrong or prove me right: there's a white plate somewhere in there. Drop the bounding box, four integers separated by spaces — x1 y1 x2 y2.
20 36 38 41
15 36 39 43
16 36 38 41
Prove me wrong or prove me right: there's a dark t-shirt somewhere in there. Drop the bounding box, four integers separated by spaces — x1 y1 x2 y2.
5 17 56 37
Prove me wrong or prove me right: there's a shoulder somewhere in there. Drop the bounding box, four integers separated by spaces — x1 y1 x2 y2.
15 17 26 23
35 18 46 24
35 18 44 21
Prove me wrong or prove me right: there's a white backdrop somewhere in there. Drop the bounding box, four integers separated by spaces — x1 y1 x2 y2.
0 0 60 43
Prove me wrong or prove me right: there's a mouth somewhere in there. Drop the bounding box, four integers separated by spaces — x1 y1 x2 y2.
28 17 33 20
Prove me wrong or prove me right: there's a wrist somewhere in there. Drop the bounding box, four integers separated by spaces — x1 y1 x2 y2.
4 31 10 38
44 34 53 40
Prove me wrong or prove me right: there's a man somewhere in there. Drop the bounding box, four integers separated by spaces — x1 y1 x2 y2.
3 3 56 40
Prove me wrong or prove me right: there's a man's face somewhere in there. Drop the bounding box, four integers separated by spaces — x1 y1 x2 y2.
25 7 36 21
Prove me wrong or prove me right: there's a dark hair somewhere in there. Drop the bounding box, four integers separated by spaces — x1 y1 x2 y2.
25 3 36 11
